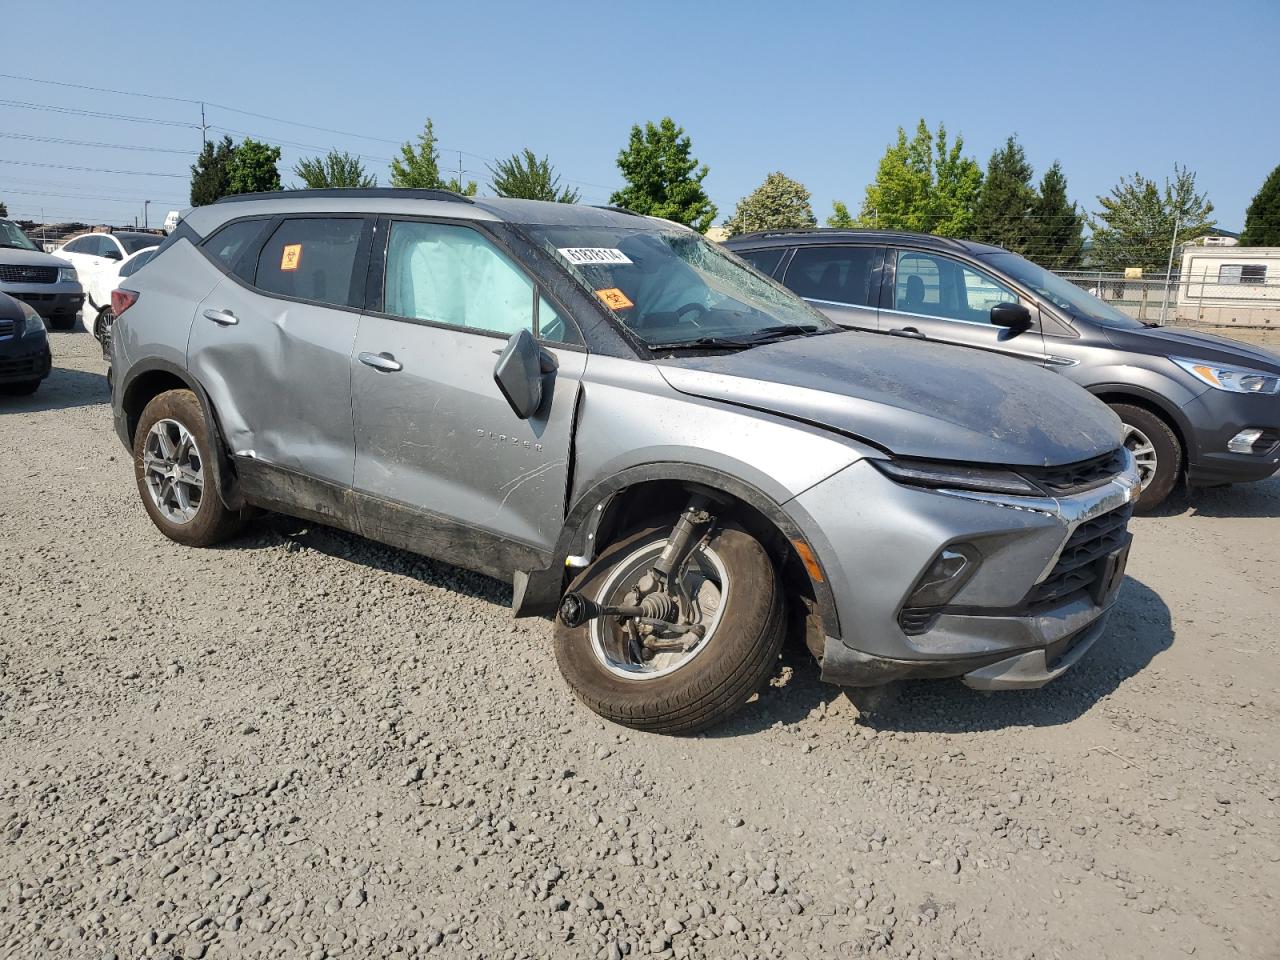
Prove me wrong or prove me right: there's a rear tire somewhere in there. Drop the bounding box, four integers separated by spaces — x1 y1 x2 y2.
48 313 76 330
554 520 786 735
133 389 245 547
1111 402 1181 512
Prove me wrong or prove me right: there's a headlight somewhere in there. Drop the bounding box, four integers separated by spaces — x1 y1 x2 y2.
871 458 1041 496
1171 357 1280 395
58 266 77 283
20 301 46 336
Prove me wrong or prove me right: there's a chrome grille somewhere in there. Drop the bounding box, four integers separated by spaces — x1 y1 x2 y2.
0 264 58 284
1025 504 1133 607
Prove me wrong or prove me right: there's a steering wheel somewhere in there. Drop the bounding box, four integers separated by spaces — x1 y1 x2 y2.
675 302 708 325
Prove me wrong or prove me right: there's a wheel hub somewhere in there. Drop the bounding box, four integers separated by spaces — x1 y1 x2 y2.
142 418 204 525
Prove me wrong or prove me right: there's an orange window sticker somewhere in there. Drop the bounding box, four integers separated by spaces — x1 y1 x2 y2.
595 287 634 310
280 244 302 271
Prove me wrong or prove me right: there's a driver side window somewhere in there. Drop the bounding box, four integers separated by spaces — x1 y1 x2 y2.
893 251 1018 324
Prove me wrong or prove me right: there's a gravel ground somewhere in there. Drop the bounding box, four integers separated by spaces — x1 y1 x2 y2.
2 329 1277 960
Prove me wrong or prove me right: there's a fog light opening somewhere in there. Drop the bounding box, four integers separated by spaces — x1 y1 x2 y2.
1227 428 1265 454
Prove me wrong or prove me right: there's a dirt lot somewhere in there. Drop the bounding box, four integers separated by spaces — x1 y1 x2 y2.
2 329 1277 960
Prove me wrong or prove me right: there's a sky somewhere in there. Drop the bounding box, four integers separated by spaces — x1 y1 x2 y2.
3 0 1278 232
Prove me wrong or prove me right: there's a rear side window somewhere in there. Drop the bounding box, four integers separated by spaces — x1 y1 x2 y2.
736 248 784 277
203 219 268 281
255 218 367 308
783 246 878 307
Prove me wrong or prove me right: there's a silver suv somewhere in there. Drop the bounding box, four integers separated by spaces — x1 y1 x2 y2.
110 190 1140 733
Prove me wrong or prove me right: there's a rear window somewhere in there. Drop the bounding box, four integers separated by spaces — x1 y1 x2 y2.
118 234 161 254
255 217 367 309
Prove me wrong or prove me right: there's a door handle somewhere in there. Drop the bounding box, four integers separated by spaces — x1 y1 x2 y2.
359 351 402 372
889 326 926 340
202 308 238 326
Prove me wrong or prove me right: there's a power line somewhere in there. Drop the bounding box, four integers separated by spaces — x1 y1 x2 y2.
0 98 199 129
0 158 187 178
1 188 186 205
0 132 196 155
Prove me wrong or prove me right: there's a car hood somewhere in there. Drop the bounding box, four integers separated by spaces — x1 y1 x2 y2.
655 332 1122 467
1102 325 1280 372
0 247 70 268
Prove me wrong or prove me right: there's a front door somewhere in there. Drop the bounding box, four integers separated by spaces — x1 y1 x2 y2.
351 218 585 578
882 248 1046 363
187 215 372 488
778 244 884 331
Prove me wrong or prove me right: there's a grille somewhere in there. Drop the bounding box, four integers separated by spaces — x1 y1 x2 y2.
0 318 14 339
898 608 940 636
0 264 58 284
1024 504 1133 607
1022 448 1126 496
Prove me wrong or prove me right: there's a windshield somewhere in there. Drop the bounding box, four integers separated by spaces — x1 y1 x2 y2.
520 222 834 348
982 252 1146 329
0 221 39 252
118 234 160 254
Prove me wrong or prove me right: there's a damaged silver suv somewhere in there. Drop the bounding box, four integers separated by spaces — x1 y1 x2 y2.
110 190 1140 733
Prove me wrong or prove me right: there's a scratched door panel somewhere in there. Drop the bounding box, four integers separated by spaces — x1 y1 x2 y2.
350 315 584 556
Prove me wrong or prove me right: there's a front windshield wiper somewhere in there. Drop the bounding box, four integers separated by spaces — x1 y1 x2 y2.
646 324 835 352
1140 321 1163 328
645 336 758 352
743 323 837 342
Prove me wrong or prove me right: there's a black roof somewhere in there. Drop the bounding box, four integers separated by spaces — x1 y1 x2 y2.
722 227 1007 256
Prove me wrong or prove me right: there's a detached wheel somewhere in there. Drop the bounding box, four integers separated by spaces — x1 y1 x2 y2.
133 389 244 547
554 520 785 735
1111 402 1182 512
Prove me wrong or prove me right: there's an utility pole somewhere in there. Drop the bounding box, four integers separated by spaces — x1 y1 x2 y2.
144 201 150 230
200 103 208 147
457 151 464 193
1159 213 1180 326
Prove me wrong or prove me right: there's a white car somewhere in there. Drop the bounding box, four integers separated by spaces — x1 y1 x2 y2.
57 231 162 314
86 246 159 351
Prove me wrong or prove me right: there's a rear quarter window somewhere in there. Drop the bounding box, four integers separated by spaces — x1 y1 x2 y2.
735 247 785 277
255 217 367 309
202 219 270 282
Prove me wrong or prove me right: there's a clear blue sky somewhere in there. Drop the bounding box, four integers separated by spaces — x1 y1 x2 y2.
4 0 1278 231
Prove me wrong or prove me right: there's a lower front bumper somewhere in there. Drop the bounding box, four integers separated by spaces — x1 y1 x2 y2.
819 609 1110 690
3 287 85 318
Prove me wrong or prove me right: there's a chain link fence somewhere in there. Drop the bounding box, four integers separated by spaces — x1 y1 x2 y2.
1059 269 1280 329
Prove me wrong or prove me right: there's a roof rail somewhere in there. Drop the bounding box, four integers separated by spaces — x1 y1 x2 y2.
590 204 644 218
213 188 475 205
727 226 970 249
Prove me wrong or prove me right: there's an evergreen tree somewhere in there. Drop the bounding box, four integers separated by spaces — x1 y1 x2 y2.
610 117 716 232
225 139 282 195
826 200 856 228
293 150 377 189
189 135 237 206
972 136 1037 253
1029 161 1084 269
858 120 981 237
1089 164 1215 272
0 199 7 217
488 149 579 203
1240 164 1280 247
724 172 816 236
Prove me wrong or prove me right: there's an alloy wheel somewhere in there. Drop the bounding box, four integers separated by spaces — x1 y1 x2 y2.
1122 422 1158 492
142 418 205 524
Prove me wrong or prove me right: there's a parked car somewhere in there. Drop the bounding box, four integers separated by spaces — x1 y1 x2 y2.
110 190 1139 733
0 219 85 329
57 230 162 314
88 246 159 361
0 290 52 395
724 230 1280 510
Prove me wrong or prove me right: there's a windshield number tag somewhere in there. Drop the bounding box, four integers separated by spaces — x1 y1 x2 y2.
558 247 633 266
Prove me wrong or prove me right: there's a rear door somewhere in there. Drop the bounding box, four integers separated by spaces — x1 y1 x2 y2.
350 217 586 576
187 214 373 488
778 244 884 331
881 248 1046 363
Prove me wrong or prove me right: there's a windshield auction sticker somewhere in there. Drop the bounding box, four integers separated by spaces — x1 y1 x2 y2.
558 247 633 266
595 288 634 310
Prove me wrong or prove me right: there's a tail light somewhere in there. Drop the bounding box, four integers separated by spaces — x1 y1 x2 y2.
110 288 138 316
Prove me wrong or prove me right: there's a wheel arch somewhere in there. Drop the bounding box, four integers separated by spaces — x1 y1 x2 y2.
119 359 243 509
514 461 841 652
1086 382 1193 466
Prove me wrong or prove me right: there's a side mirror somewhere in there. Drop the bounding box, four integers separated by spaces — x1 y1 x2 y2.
102 248 122 262
991 301 1032 332
493 329 544 420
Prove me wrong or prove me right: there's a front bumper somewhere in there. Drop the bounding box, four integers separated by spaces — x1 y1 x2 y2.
789 454 1140 689
0 336 52 384
1181 387 1280 485
1 282 85 319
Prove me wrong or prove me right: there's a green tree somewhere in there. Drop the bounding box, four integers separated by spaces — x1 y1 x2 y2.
1029 161 1084 269
826 200 855 228
724 172 816 236
488 149 579 203
972 136 1037 253
225 138 282 196
1240 164 1280 246
610 117 716 232
858 120 981 237
293 150 377 189
1089 164 1215 272
389 119 476 194
189 135 237 206
0 199 7 217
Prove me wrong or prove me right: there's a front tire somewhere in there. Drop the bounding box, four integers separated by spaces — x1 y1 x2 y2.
554 521 785 735
1111 402 1182 512
133 389 244 547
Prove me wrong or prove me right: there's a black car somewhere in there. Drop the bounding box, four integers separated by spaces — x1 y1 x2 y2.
0 291 52 396
725 230 1280 510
